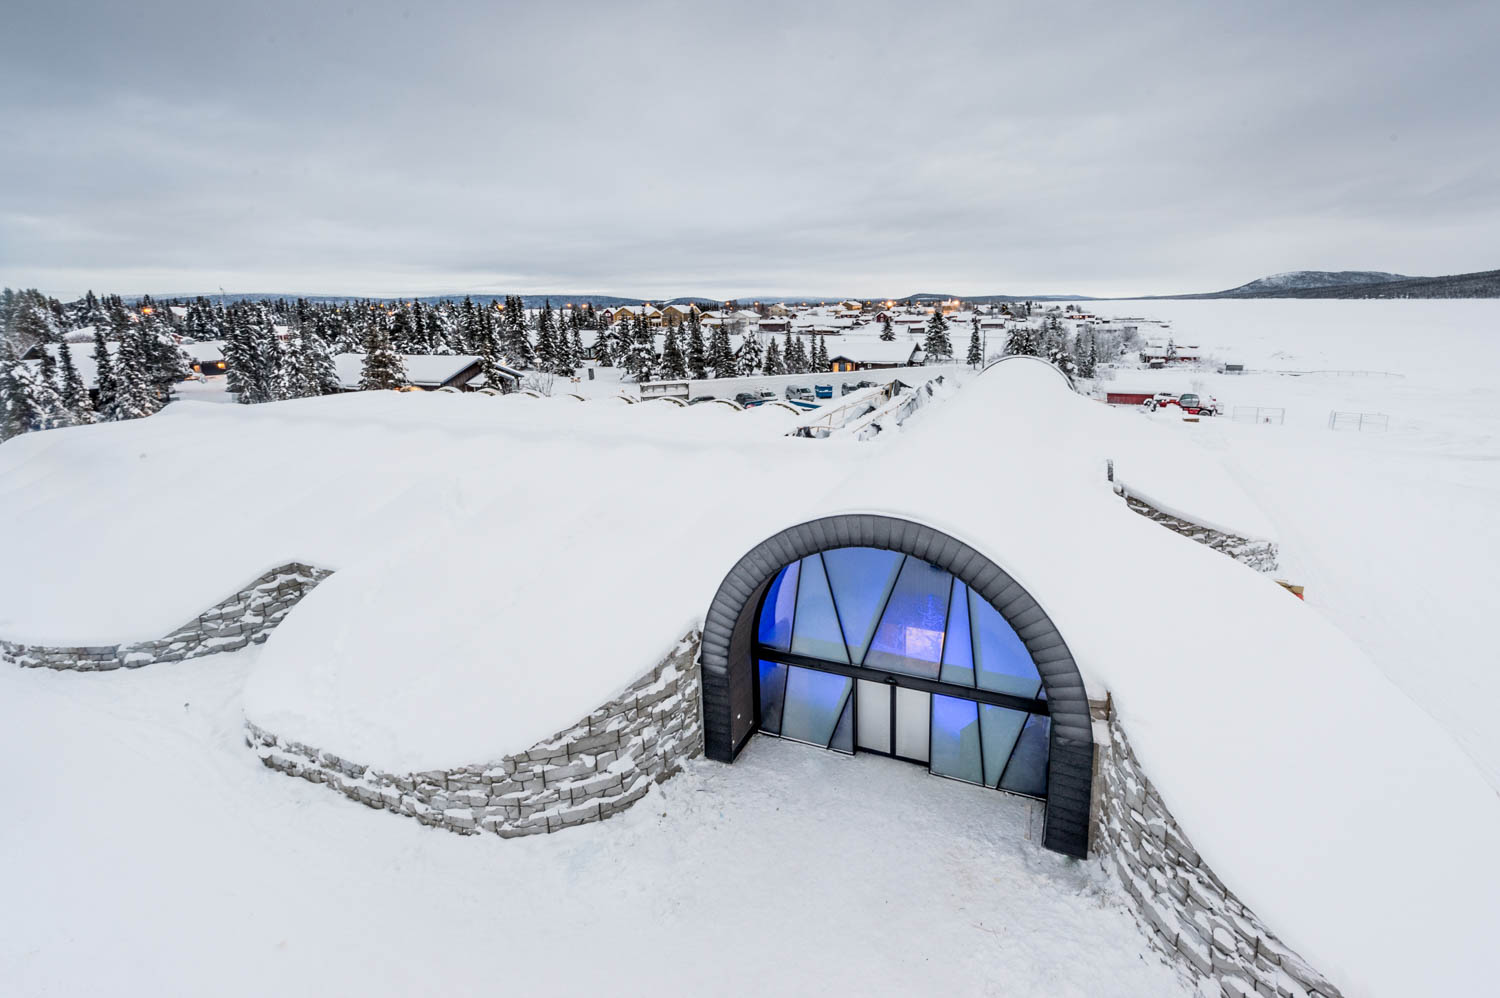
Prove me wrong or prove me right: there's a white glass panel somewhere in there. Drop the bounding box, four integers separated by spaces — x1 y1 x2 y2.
894 687 930 762
856 679 891 753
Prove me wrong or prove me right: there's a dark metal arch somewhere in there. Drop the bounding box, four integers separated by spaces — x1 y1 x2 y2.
701 514 1094 858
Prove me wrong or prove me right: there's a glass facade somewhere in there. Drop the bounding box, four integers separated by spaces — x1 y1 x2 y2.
754 546 1049 800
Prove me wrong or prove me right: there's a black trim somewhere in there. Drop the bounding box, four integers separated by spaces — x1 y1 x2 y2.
699 514 1094 858
754 648 1049 716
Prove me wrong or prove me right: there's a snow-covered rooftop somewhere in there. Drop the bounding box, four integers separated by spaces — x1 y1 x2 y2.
1 359 1496 997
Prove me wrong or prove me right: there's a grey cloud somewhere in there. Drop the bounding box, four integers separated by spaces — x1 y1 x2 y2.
2 0 1497 300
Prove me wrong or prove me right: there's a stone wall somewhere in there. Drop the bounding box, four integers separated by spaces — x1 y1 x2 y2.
1095 712 1344 998
1119 490 1279 573
1 563 333 672
247 631 704 838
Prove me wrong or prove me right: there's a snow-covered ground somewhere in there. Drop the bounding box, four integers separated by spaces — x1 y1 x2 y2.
0 648 1188 998
1075 298 1500 791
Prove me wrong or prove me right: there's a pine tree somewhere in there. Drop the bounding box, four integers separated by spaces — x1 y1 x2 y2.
502 296 534 369
623 314 657 383
299 325 342 395
90 327 117 417
534 300 559 373
707 325 734 378
57 340 94 422
687 322 708 379
967 317 983 368
660 322 687 379
1072 328 1097 378
35 347 67 427
1005 324 1040 357
568 328 585 375
880 315 895 341
762 337 785 376
108 333 159 421
360 320 408 390
0 337 38 439
738 332 763 375
924 311 952 361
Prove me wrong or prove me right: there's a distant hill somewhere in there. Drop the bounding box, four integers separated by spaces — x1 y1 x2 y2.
1217 271 1412 295
1243 268 1500 299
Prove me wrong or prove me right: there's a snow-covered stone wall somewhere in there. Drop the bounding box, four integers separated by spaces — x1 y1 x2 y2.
247 632 704 837
0 563 332 671
1097 712 1343 998
1119 492 1279 573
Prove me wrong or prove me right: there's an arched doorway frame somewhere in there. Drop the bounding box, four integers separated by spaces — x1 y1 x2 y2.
701 514 1093 857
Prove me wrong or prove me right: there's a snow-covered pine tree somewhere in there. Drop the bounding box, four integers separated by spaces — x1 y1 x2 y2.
57 339 94 422
880 315 895 341
924 311 952 361
623 315 657 383
90 327 117 416
707 325 734 378
503 296 534 369
687 321 708 379
360 320 408 390
659 323 687 379
738 332 763 375
1005 324 1039 357
762 337 785 376
1072 328 1097 378
107 332 160 421
967 317 983 368
568 328 585 374
0 337 38 439
34 347 67 427
274 334 302 400
534 300 560 374
299 324 342 395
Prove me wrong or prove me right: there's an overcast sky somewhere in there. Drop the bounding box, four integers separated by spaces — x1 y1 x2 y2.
3 0 1496 300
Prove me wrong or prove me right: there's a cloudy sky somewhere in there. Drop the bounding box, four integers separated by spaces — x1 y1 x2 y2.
3 0 1496 300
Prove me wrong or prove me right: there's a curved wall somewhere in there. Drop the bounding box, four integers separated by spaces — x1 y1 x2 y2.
700 514 1094 857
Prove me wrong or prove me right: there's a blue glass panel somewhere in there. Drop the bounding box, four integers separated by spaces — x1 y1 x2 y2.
822 547 904 664
999 714 1051 798
828 690 854 754
930 695 983 785
864 558 952 679
970 589 1043 698
780 666 854 747
978 703 1027 788
758 660 788 734
757 562 800 652
938 579 975 687
790 553 849 663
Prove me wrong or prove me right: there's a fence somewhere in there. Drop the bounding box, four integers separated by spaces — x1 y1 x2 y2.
1327 411 1389 432
1231 406 1286 425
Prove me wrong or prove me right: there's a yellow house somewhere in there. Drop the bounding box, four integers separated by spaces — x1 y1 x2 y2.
659 303 700 325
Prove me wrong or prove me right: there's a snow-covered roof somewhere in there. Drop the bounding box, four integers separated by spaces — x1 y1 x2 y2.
1 360 1496 997
28 341 119 390
181 340 225 363
332 353 481 390
827 340 922 365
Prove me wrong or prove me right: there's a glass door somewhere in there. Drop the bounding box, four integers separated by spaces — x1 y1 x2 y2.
894 687 931 762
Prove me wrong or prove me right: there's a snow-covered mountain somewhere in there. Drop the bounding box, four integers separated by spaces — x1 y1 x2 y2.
1219 270 1411 295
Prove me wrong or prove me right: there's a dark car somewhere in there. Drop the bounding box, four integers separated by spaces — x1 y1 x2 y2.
688 396 716 405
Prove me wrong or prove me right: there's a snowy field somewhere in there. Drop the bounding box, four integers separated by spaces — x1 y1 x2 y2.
0 649 1187 998
1075 298 1500 790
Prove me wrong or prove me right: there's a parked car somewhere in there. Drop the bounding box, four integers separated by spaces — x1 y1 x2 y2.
786 386 814 401
735 390 776 407
1176 393 1219 416
814 384 834 399
687 396 716 405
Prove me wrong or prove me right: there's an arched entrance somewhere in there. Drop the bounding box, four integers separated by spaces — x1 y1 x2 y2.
701 515 1093 857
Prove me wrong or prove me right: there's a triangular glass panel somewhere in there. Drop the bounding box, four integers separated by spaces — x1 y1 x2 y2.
978 704 1027 789
939 579 975 687
757 561 800 653
822 547 904 665
863 557 952 679
789 554 849 663
828 688 855 755
998 713 1051 798
970 589 1043 698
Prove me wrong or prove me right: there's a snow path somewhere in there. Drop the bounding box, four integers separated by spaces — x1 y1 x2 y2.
0 650 1188 998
